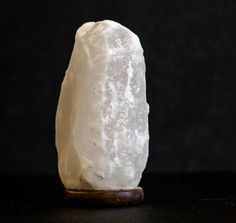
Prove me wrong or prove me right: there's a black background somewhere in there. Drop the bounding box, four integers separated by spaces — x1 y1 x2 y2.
1 0 236 175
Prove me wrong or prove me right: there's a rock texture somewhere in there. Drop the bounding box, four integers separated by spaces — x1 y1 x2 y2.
56 20 149 190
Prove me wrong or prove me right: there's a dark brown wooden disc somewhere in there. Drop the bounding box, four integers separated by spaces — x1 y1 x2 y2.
64 187 144 206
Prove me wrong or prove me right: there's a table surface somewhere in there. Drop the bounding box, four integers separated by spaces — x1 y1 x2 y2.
1 173 236 223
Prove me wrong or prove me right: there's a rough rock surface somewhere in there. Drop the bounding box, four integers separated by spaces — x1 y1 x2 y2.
56 20 149 190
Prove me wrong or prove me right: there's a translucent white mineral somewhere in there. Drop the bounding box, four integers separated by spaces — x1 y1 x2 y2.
56 20 149 190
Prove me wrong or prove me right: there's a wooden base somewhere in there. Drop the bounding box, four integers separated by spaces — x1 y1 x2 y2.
64 187 144 206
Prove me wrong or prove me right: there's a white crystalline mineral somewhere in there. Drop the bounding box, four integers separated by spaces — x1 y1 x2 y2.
56 20 149 190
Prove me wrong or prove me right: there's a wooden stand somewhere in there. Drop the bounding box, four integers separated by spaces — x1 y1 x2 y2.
65 187 144 206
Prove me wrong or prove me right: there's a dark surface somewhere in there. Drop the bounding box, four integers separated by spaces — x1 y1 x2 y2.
1 173 236 222
1 0 236 174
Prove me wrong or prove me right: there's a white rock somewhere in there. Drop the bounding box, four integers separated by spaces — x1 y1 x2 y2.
56 20 149 190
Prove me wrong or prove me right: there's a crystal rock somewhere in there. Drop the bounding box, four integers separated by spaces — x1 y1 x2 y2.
56 20 149 190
